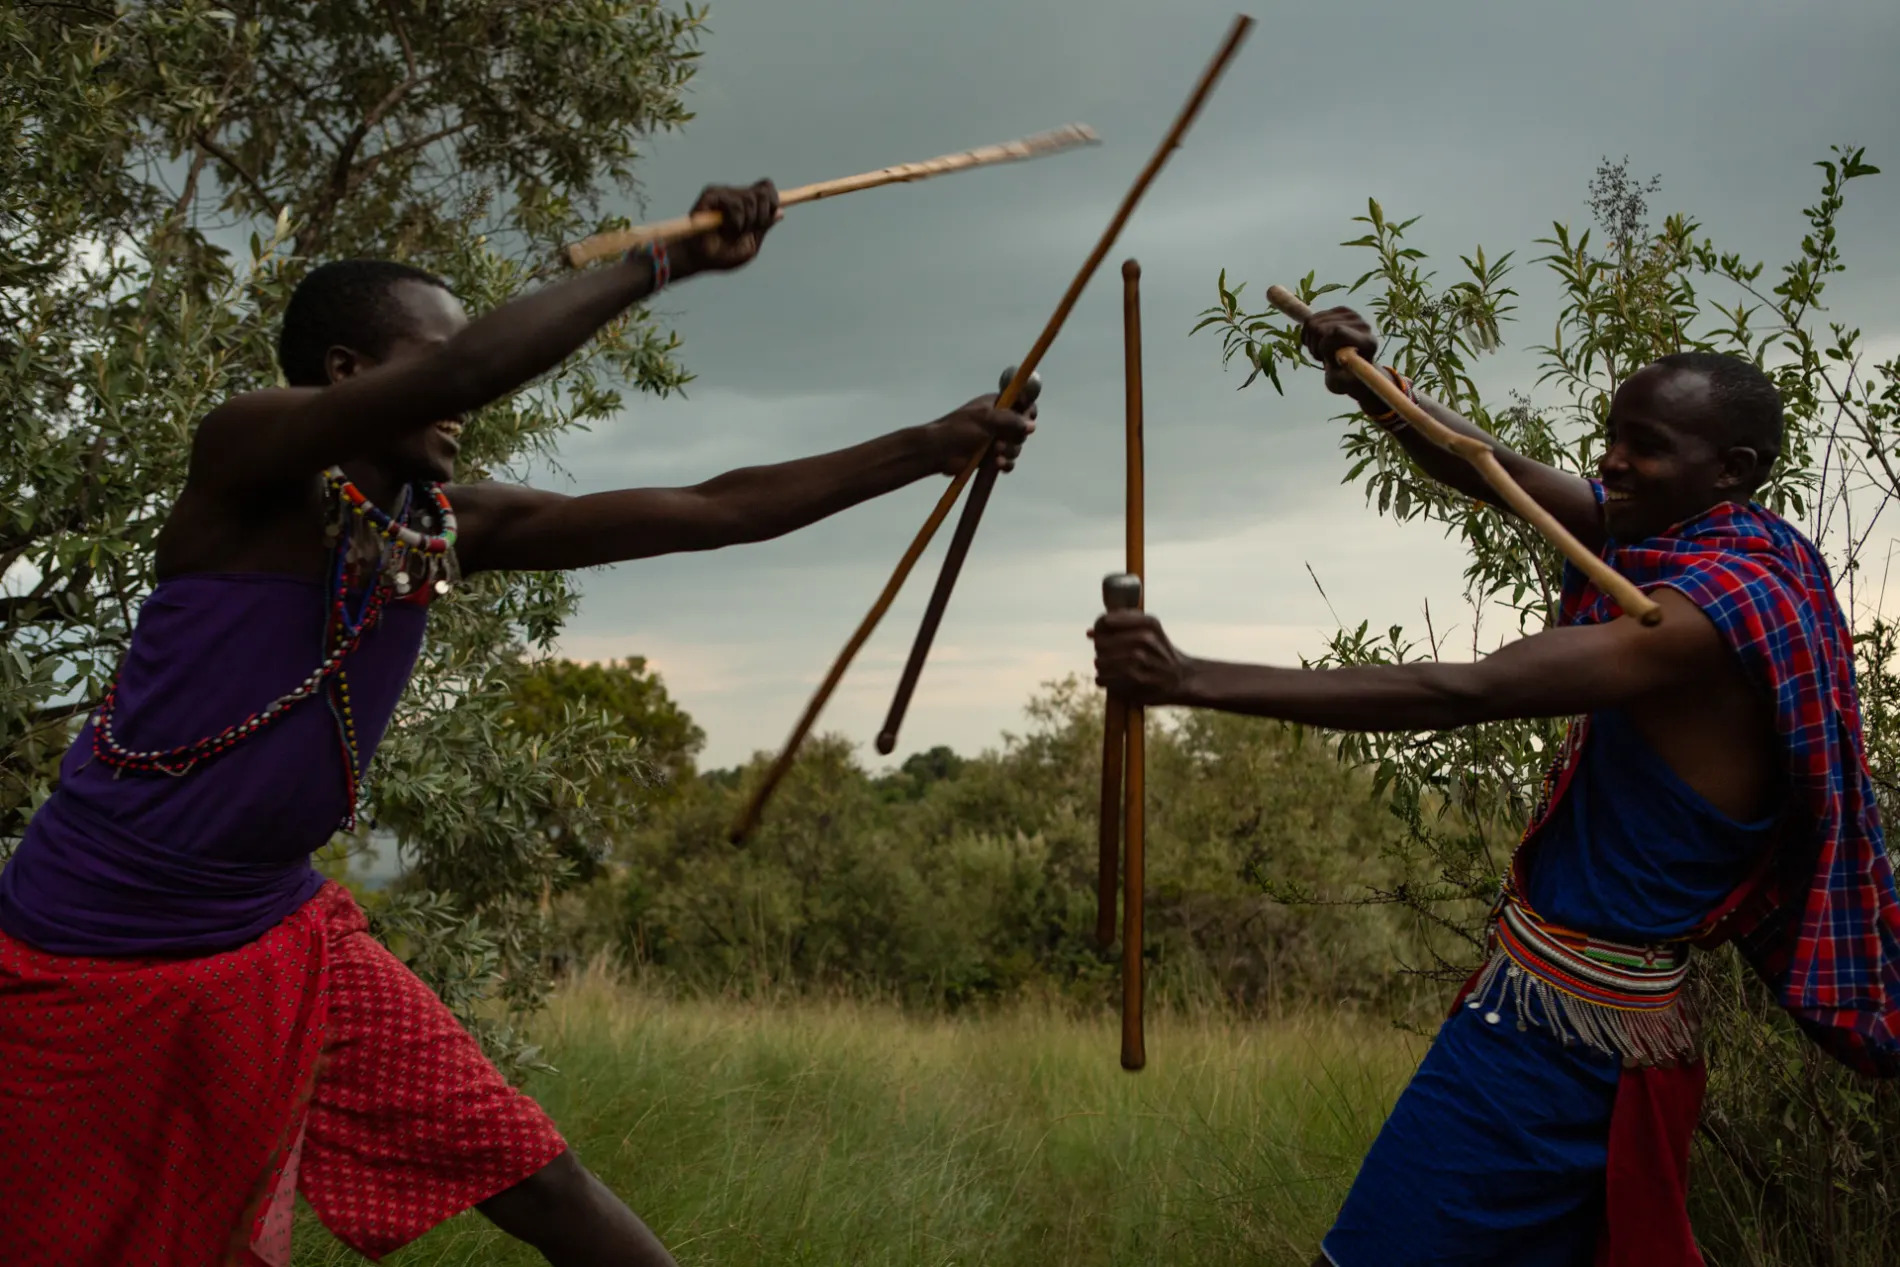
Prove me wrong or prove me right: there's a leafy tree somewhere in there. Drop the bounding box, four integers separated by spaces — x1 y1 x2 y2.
505 656 705 880
4 0 708 1074
1196 147 1899 1262
563 682 1429 1018
874 744 967 802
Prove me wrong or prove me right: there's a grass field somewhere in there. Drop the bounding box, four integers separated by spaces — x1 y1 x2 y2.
291 976 1422 1266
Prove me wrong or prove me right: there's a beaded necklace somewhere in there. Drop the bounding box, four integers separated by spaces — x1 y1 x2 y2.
91 471 458 832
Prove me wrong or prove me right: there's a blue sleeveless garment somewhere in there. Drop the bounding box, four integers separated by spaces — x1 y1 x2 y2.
1322 708 1775 1266
0 574 428 957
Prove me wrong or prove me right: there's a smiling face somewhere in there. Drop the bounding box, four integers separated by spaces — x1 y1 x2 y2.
1598 363 1768 543
324 279 471 483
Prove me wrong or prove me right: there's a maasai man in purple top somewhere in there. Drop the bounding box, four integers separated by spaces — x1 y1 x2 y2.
0 181 1036 1267
1091 304 1900 1266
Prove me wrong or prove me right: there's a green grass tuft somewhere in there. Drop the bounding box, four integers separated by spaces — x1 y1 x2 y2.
293 973 1419 1266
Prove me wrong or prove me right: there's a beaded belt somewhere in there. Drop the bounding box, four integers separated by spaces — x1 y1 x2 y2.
1465 887 1696 1065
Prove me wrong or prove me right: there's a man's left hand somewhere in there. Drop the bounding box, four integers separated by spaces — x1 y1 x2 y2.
1091 610 1195 705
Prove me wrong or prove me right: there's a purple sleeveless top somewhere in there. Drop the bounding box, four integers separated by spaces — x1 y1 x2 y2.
0 573 429 957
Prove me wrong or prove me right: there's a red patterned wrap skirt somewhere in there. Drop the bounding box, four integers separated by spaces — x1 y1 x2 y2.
0 882 567 1265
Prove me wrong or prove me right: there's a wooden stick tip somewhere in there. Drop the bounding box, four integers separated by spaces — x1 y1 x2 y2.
1265 283 1296 306
1638 606 1664 627
1122 258 1141 280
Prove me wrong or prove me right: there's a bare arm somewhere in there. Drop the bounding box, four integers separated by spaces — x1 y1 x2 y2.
1091 588 1719 732
195 254 675 486
191 182 779 489
452 398 1034 573
1300 307 1605 552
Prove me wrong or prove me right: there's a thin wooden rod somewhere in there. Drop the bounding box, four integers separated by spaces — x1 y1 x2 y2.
730 16 1255 842
1097 691 1127 950
1125 260 1146 586
841 12 1258 769
564 125 1099 267
1122 694 1146 1072
1263 285 1662 627
876 369 1040 757
1120 259 1147 1072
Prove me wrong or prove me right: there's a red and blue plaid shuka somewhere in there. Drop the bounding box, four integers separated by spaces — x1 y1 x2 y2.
1560 483 1900 1076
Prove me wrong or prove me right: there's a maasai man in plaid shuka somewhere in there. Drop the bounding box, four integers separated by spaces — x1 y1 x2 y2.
1560 491 1900 1077
1091 303 1900 1267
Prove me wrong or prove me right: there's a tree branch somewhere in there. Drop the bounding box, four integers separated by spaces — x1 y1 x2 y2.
192 128 276 215
17 0 116 18
26 699 96 730
356 121 474 182
382 0 419 80
298 6 431 255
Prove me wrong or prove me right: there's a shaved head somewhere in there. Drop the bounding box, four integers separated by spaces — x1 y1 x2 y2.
1649 352 1785 488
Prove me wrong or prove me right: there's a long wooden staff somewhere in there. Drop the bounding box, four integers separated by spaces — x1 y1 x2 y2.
1118 258 1148 1073
1263 285 1663 626
861 12 1258 765
563 125 1099 268
876 365 1040 757
1095 260 1149 954
729 16 1255 843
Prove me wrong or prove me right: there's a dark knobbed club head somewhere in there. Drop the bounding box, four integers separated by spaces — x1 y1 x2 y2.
1102 572 1142 612
999 365 1042 409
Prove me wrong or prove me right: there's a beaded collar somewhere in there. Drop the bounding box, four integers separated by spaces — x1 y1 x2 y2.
91 473 459 832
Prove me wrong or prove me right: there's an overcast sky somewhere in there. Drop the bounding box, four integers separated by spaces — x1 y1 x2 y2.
533 0 1900 771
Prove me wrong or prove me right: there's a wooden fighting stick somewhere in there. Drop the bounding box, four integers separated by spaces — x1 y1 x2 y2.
861 11 1258 764
562 125 1100 268
1096 259 1148 953
729 15 1255 844
1100 257 1147 1071
1100 572 1145 1071
875 366 1042 757
1098 618 1126 950
1264 285 1663 627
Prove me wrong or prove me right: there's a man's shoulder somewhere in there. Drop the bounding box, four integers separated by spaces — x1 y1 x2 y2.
1667 505 1846 642
175 390 343 510
1729 503 1835 591
195 386 313 436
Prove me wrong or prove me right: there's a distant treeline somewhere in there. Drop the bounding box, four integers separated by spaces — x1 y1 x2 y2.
542 675 1454 1022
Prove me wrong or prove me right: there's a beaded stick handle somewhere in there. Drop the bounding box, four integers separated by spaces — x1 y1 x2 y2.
1264 285 1662 627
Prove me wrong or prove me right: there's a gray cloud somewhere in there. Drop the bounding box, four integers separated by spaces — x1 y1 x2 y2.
537 0 1900 768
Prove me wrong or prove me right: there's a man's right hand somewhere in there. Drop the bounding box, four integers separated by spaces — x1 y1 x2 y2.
675 180 780 274
1300 306 1386 416
925 395 1037 476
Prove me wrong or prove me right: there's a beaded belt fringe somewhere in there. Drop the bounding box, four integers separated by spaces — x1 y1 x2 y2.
1465 890 1696 1065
